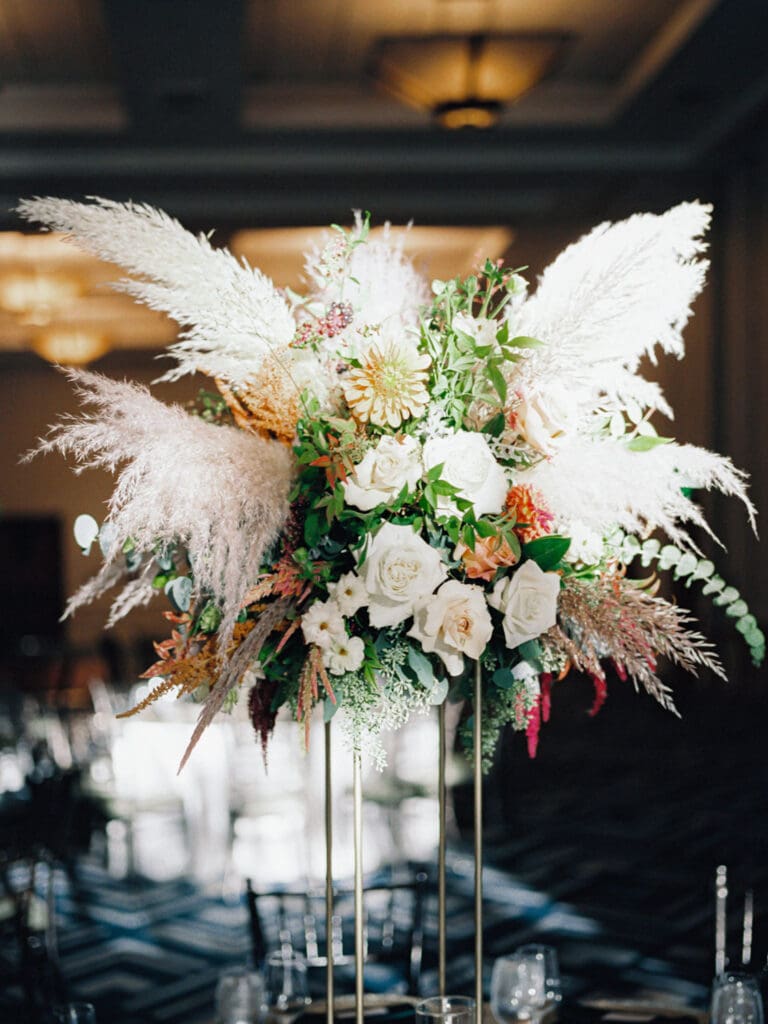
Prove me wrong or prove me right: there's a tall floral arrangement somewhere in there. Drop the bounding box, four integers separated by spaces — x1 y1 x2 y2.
21 199 762 770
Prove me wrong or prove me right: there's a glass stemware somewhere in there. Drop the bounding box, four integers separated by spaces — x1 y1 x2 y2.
711 973 765 1024
264 951 312 1024
52 1005 97 1024
215 966 264 1024
491 953 548 1024
416 996 476 1024
514 945 562 1006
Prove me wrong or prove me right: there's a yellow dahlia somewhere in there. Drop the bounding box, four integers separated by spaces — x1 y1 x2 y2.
343 341 431 428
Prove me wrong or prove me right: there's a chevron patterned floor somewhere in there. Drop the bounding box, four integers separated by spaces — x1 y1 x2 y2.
3 671 767 1023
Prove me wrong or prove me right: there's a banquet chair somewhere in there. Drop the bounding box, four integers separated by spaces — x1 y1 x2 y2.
0 852 66 1020
246 870 428 996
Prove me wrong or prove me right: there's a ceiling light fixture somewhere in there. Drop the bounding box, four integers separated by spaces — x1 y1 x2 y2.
0 270 82 323
32 327 111 366
373 33 568 129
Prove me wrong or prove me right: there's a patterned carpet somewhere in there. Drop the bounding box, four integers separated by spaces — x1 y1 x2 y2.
2 668 767 1023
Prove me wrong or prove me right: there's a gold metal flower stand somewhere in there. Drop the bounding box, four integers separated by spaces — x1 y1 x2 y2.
324 661 484 1024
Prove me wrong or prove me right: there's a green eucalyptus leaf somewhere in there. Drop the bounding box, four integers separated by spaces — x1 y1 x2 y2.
736 614 758 635
673 552 698 580
324 693 341 722
658 545 681 570
73 514 99 555
726 599 749 618
407 646 435 690
98 522 118 559
165 575 193 612
427 677 449 705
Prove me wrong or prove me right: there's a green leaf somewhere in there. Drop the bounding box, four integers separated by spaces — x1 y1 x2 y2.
486 361 507 403
407 646 435 689
627 435 674 452
475 520 497 539
507 335 543 350
523 535 571 571
73 514 99 554
425 461 446 483
726 599 749 618
165 575 193 612
462 524 476 551
197 602 222 633
324 693 341 722
492 668 516 689
481 412 506 437
517 640 543 667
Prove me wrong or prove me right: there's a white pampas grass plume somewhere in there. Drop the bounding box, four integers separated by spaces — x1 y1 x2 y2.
512 201 711 414
306 216 429 334
26 369 293 644
521 436 755 552
16 197 296 384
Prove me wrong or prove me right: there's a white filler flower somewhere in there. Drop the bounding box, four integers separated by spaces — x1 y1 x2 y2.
488 560 561 650
301 599 346 649
342 434 422 511
358 521 447 628
325 635 365 675
423 430 508 517
327 571 368 617
409 579 493 676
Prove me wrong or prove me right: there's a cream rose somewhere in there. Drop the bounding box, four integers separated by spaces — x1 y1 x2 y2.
422 430 507 518
488 560 560 650
408 580 493 677
358 522 447 628
515 383 578 455
342 435 422 511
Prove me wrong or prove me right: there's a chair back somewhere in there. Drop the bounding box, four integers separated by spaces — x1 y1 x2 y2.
246 870 427 995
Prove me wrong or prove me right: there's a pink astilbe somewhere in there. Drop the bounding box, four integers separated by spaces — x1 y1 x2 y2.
26 369 293 647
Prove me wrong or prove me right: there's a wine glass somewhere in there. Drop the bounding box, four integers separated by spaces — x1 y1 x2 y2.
52 1005 97 1024
491 952 547 1024
215 966 264 1024
264 951 312 1024
514 945 562 1005
416 996 476 1024
711 973 764 1024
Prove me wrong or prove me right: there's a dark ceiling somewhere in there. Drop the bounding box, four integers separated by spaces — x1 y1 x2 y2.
1 0 767 228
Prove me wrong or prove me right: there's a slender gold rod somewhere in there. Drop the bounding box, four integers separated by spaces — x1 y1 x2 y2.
353 752 364 1024
438 701 447 997
324 721 334 1024
474 660 483 1024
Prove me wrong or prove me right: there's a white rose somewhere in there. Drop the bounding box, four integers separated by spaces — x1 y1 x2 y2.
342 435 422 512
327 571 367 616
324 635 366 676
488 560 560 650
358 521 448 628
301 599 346 649
408 580 493 677
453 311 499 348
515 384 578 455
422 430 508 518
